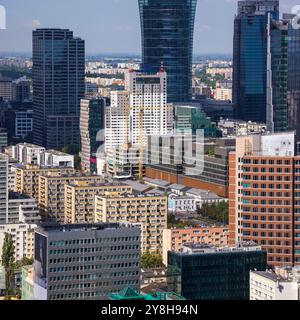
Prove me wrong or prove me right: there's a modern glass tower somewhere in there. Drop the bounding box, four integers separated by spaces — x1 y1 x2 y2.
286 14 300 140
233 1 280 129
138 0 197 103
32 29 85 149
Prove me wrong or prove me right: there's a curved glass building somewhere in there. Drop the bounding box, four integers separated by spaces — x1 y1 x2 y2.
138 0 197 103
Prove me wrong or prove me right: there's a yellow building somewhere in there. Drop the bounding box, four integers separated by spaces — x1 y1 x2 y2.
95 194 168 254
38 173 103 222
64 181 132 224
14 164 75 199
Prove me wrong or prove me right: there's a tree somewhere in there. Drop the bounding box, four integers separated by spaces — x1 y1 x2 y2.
14 257 33 270
141 252 164 269
197 201 229 224
1 233 15 299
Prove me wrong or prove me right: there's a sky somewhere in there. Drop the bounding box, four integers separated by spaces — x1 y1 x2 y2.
0 0 297 55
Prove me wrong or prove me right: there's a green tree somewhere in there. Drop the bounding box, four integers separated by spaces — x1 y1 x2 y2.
14 257 33 270
197 201 229 224
1 233 15 299
141 252 164 269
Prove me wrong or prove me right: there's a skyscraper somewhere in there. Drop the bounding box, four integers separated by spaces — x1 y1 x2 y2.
233 1 280 128
80 98 106 174
32 29 85 149
138 0 197 103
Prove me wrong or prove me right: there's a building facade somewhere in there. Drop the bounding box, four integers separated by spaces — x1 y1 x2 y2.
33 223 141 300
32 29 85 149
80 98 106 174
95 194 168 254
162 227 229 265
138 0 197 103
168 243 267 300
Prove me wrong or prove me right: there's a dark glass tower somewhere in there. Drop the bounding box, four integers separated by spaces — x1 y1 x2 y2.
138 0 197 103
233 1 280 128
286 14 300 140
32 29 85 149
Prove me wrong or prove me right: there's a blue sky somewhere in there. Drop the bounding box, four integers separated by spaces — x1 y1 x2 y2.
0 0 296 54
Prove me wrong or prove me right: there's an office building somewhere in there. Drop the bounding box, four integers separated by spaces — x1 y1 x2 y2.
32 29 85 149
146 137 235 197
80 98 106 174
250 266 300 300
286 14 300 140
175 105 220 138
162 227 229 265
168 243 267 300
33 222 141 300
233 0 288 132
64 182 132 224
138 0 198 103
95 193 168 254
38 173 103 223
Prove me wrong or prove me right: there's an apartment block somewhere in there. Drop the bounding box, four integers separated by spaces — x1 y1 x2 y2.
95 194 168 254
14 164 75 199
33 222 141 300
38 173 103 223
64 182 132 224
162 227 229 265
228 132 300 266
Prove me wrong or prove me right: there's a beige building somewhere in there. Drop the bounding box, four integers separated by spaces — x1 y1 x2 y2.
64 181 132 224
38 173 103 223
162 227 229 265
14 164 75 199
95 194 168 254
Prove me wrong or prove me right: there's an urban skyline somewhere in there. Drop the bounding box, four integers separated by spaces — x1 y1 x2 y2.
0 0 296 55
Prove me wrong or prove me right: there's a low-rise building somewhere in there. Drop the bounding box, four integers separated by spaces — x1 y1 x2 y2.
250 267 300 300
162 226 229 265
168 194 197 213
21 265 34 300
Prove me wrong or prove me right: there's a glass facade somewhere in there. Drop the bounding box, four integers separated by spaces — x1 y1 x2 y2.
168 248 267 300
138 0 197 103
233 1 279 125
32 29 85 149
287 17 300 140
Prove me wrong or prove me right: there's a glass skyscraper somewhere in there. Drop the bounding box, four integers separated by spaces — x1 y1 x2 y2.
286 14 300 140
233 1 280 129
138 0 197 103
32 29 85 149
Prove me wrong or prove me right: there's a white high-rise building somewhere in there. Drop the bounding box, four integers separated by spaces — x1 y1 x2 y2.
105 70 174 177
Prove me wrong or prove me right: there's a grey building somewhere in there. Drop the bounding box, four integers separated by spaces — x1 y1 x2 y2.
33 222 141 300
32 29 85 149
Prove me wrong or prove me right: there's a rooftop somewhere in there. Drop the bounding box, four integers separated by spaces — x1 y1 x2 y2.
181 242 263 255
38 222 140 234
